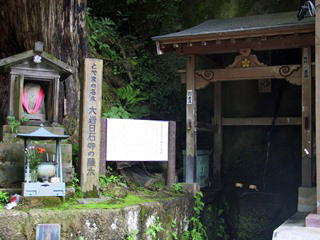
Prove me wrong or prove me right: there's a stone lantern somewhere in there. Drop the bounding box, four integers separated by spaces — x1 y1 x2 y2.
17 126 69 197
0 41 73 125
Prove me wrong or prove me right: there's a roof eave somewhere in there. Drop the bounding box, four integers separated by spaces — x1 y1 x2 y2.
154 24 315 45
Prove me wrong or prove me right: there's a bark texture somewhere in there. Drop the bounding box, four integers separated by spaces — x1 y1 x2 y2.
0 0 88 139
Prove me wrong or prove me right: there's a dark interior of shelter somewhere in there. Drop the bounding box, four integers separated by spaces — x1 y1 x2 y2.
175 48 313 240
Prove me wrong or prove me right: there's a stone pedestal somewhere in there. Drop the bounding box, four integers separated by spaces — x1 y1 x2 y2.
306 213 320 228
297 187 316 212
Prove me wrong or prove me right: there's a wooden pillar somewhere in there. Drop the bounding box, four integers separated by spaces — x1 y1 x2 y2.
14 74 24 121
8 74 16 116
213 82 222 188
167 121 176 186
53 77 60 123
315 0 320 214
301 47 313 187
185 55 197 183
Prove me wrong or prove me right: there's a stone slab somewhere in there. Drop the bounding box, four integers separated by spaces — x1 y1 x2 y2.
273 212 320 240
306 213 320 228
298 186 316 212
0 195 193 240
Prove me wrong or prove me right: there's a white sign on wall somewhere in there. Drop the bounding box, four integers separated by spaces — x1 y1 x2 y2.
106 119 169 161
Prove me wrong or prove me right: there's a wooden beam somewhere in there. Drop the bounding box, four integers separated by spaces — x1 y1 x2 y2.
180 65 302 89
185 55 197 183
222 117 301 126
301 47 313 187
167 121 176 186
159 33 315 55
315 0 320 214
213 82 222 188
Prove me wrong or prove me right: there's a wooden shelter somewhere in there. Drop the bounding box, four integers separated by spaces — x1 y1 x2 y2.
153 11 318 213
0 42 73 125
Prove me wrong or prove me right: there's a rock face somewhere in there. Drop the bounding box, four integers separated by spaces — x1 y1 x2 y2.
0 196 193 240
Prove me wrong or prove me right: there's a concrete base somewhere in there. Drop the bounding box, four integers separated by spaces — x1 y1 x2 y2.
298 187 316 212
306 213 320 228
273 212 320 240
180 183 200 196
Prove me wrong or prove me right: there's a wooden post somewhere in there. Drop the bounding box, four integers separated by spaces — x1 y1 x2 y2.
53 77 60 123
167 121 176 186
301 47 313 187
80 58 103 193
14 75 24 121
213 82 222 188
8 74 16 116
185 55 197 183
316 0 320 214
99 118 107 176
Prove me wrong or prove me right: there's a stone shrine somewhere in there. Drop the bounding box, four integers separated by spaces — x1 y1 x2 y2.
0 42 73 189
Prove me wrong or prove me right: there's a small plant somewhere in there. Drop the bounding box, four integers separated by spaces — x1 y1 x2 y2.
172 183 184 193
126 229 139 240
7 116 20 133
70 174 84 199
0 191 9 204
25 146 46 171
171 219 178 240
99 174 127 188
182 192 208 240
145 216 164 240
6 116 29 133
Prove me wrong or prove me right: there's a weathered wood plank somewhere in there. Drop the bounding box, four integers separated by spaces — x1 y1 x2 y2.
99 118 107 176
167 121 176 186
80 58 103 193
14 75 24 121
301 47 313 187
213 82 222 188
53 77 60 123
222 117 301 126
180 65 302 89
315 0 320 214
185 55 197 183
8 74 16 116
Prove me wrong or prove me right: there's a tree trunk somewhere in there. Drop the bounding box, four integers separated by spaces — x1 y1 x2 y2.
0 0 88 140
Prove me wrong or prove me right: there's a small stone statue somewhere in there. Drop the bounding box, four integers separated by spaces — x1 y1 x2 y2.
22 83 46 121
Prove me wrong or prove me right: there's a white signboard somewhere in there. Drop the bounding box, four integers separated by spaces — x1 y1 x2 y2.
106 119 169 161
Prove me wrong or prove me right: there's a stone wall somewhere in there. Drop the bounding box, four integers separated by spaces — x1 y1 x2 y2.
0 196 193 240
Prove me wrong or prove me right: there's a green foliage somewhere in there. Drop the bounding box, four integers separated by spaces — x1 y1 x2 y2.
6 116 28 133
171 219 178 240
145 216 164 240
125 229 139 240
99 174 127 188
69 174 84 199
171 183 184 193
99 167 127 188
182 192 208 240
0 191 9 204
203 202 229 240
86 10 184 121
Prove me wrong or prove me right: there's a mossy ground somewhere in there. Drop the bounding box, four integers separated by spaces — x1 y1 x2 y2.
0 190 184 212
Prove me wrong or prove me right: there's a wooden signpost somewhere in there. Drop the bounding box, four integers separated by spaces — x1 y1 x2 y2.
80 58 103 193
